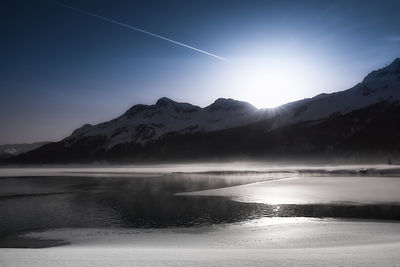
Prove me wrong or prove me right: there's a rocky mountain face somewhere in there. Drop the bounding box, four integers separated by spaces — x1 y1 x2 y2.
6 58 400 163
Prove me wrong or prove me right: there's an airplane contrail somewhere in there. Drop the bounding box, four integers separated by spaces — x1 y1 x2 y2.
47 0 230 62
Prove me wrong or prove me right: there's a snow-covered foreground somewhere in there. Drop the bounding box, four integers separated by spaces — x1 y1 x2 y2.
1 218 400 266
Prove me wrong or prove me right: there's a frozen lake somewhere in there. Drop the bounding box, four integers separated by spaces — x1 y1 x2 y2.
1 164 400 248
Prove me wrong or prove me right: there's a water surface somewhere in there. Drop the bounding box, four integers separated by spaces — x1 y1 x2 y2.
1 171 400 247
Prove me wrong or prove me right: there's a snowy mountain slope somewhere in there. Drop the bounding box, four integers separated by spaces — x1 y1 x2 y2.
9 99 400 163
272 58 400 127
65 97 260 150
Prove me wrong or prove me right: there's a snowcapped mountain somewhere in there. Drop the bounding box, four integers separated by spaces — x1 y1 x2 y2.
4 57 400 163
65 97 260 150
65 54 399 152
268 57 400 128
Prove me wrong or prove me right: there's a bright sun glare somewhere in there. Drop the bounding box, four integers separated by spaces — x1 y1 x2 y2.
222 50 325 109
241 58 314 108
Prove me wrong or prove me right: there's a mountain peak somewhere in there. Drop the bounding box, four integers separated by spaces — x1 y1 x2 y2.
387 57 400 70
206 98 257 112
363 57 400 82
214 98 237 104
156 97 176 106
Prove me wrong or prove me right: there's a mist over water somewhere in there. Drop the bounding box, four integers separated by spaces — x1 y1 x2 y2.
0 174 269 239
1 165 400 247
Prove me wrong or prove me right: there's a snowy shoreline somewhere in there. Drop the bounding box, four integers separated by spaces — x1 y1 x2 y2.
1 218 400 266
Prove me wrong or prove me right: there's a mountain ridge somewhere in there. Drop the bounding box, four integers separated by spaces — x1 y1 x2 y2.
4 58 400 164
65 96 261 150
0 142 50 159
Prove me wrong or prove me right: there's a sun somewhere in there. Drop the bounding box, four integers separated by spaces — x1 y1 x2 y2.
222 50 321 109
240 64 298 108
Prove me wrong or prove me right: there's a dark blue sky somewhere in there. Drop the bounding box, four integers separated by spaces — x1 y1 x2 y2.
1 0 400 144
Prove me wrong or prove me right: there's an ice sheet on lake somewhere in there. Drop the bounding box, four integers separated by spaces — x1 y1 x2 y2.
177 176 400 204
